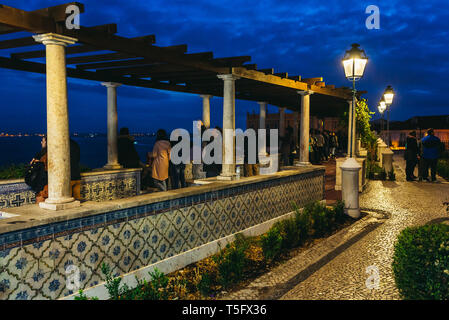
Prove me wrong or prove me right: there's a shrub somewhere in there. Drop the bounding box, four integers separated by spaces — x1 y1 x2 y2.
0 163 27 180
392 224 449 300
437 159 449 180
260 226 283 262
74 289 99 300
197 272 213 297
333 200 346 225
304 201 331 238
292 203 312 246
213 234 249 288
276 218 300 250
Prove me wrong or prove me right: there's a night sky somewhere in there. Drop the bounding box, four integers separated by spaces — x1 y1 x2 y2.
0 0 448 134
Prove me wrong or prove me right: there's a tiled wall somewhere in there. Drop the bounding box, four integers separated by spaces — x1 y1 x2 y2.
0 169 324 300
0 170 141 210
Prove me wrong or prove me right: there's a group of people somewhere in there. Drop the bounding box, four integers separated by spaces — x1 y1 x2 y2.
117 127 176 192
404 128 445 182
275 127 342 167
309 130 339 164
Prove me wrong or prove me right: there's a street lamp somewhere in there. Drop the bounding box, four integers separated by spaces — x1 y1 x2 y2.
342 44 368 158
378 103 386 133
383 85 395 146
340 44 368 220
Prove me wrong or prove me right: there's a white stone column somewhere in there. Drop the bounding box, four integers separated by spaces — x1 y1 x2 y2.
298 90 314 165
200 94 212 129
217 74 239 180
279 107 286 137
257 101 267 155
102 82 122 170
33 33 80 211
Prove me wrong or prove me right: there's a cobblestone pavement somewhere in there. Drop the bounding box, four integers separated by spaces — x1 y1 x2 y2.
222 154 449 300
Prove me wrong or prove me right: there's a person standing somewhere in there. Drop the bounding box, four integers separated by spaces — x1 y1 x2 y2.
117 127 141 169
149 129 171 191
420 128 444 182
404 131 419 181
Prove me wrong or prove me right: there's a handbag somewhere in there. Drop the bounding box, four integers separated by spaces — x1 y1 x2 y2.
24 162 48 193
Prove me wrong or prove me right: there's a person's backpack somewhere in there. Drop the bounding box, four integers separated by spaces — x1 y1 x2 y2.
25 162 48 193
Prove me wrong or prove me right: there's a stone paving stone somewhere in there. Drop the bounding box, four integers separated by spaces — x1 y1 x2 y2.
220 154 449 300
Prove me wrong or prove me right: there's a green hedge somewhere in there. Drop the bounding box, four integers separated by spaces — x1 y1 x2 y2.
392 223 449 300
437 159 449 180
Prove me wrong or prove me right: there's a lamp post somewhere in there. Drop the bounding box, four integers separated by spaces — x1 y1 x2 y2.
342 44 368 158
378 103 386 134
340 44 368 219
383 85 395 147
379 99 386 140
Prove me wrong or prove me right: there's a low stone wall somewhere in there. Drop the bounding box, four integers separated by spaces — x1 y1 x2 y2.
0 168 141 209
0 167 324 300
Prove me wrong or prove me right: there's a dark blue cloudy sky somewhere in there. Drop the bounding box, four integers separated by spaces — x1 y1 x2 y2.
0 0 448 133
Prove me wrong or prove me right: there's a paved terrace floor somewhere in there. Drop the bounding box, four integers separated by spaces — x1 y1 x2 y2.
222 154 449 300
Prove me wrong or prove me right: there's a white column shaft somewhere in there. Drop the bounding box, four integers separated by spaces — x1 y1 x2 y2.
103 83 122 169
201 95 211 129
218 75 238 179
299 91 313 165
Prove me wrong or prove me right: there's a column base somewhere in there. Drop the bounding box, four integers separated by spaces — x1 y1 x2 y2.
39 200 81 211
104 163 123 170
296 161 312 166
345 208 361 219
217 174 236 181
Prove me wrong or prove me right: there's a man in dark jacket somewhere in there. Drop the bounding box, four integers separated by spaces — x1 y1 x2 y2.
117 127 141 168
404 131 418 181
421 128 444 182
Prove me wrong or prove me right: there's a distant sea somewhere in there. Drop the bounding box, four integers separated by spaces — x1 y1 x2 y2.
0 136 157 169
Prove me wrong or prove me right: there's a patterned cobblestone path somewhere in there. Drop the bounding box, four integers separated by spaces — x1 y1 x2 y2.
222 154 449 300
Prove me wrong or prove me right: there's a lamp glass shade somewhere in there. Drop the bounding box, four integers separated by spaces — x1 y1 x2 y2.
384 93 394 105
342 44 368 81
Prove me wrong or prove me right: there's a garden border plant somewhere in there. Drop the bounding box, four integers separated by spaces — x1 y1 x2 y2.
75 200 355 300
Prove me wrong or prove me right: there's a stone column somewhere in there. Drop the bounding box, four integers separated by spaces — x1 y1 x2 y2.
33 33 80 211
217 74 239 180
200 94 212 129
257 101 267 155
279 107 286 137
298 90 314 165
102 82 122 170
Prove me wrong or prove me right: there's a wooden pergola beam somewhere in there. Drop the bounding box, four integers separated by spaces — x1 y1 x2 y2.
302 77 323 85
212 56 251 67
232 67 308 91
10 31 156 60
0 36 39 50
257 68 274 74
274 72 288 78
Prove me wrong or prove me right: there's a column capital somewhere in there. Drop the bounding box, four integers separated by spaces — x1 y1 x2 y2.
101 82 122 88
279 107 286 111
257 101 268 106
33 33 77 46
200 94 213 99
217 74 240 81
297 90 314 96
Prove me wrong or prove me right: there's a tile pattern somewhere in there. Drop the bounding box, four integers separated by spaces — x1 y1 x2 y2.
0 170 140 210
0 182 35 209
0 169 324 300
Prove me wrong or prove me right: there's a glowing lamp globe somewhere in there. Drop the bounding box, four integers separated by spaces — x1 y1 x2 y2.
342 44 368 81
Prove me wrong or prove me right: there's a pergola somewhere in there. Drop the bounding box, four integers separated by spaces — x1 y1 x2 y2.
0 2 363 210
